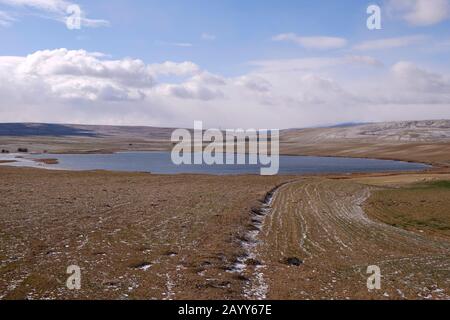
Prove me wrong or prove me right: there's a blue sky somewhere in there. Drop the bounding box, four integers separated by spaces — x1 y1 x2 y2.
0 0 449 128
2 0 450 73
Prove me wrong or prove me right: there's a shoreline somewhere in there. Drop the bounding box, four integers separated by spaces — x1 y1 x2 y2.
25 148 446 168
0 151 434 176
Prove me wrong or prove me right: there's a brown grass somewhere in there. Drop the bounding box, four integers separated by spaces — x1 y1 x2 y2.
0 166 291 300
254 179 450 300
364 181 450 240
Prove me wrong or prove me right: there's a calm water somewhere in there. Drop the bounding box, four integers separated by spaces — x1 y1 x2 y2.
17 152 430 175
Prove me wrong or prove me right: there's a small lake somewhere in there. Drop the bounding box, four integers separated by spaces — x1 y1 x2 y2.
1 152 430 175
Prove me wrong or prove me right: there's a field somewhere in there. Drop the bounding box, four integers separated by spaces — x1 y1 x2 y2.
251 178 450 299
1 166 449 300
0 167 290 300
0 120 449 300
364 181 450 240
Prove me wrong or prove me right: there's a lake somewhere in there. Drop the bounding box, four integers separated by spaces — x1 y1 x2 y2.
1 152 430 175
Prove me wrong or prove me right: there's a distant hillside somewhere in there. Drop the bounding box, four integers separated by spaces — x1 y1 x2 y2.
280 120 450 167
283 120 450 143
1 120 449 142
0 120 449 166
0 123 99 137
0 123 177 140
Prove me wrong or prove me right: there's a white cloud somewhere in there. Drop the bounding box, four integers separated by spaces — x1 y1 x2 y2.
17 49 155 87
154 70 226 101
156 41 193 47
169 43 193 47
272 33 348 50
387 0 450 26
250 56 382 73
345 55 384 67
190 71 226 86
349 61 450 105
0 0 109 27
78 17 109 28
0 48 449 128
201 32 216 41
391 61 450 93
0 10 15 26
0 0 69 12
354 35 426 50
156 83 224 101
149 61 200 77
235 75 272 93
0 49 222 103
2 49 156 102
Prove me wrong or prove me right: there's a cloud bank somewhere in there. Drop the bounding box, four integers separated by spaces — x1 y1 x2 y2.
387 0 450 26
272 33 348 50
0 48 449 128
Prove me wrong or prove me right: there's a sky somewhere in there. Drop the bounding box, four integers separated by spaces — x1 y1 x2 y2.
0 0 450 129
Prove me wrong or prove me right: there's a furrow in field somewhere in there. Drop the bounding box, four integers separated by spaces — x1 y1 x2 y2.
254 179 450 299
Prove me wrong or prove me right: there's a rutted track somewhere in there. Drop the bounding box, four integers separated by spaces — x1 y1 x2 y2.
231 184 287 300
251 179 450 300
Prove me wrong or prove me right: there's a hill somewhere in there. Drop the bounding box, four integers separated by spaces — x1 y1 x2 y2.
0 120 449 166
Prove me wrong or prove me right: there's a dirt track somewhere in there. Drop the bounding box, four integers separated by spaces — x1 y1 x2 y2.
248 179 450 300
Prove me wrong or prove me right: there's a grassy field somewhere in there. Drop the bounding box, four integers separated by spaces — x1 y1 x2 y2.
251 178 450 300
364 180 450 240
0 167 291 300
1 167 449 300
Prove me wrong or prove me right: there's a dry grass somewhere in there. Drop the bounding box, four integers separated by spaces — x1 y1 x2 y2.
0 167 291 300
1 167 449 300
253 179 450 300
364 181 450 240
